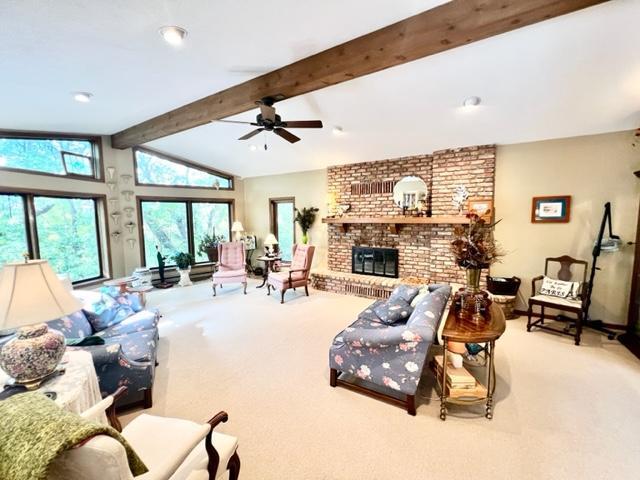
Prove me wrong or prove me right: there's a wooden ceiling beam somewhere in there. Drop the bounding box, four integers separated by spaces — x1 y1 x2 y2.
111 0 608 149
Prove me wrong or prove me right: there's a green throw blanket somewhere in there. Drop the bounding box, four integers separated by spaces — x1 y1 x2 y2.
0 392 148 480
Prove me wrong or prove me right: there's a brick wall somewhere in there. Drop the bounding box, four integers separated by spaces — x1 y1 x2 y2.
326 145 496 285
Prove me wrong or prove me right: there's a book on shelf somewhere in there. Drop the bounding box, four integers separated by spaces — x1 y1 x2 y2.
433 355 476 388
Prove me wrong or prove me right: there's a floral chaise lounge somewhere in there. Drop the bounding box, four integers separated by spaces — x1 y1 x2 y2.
46 288 159 409
329 283 451 415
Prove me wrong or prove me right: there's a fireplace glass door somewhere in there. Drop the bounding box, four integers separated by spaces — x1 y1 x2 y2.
352 247 398 278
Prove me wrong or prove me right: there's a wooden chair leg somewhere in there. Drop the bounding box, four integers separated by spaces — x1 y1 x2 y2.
540 306 545 325
227 451 241 480
575 312 583 346
305 284 309 296
330 368 338 387
243 282 247 295
406 394 416 416
527 303 533 332
267 284 271 295
212 284 217 297
280 289 286 304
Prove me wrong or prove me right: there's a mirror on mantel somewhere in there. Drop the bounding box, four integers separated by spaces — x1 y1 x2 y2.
393 176 429 213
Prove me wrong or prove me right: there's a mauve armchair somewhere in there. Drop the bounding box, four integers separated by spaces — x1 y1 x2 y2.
267 244 315 303
212 242 247 296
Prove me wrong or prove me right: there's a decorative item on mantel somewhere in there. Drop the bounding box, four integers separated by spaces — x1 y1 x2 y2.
452 185 469 215
172 252 195 287
450 212 504 322
125 222 136 234
337 204 350 217
121 190 134 202
295 207 319 244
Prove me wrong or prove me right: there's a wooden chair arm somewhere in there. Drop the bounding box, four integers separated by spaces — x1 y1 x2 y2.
288 268 309 282
205 411 229 478
81 386 127 432
531 275 544 295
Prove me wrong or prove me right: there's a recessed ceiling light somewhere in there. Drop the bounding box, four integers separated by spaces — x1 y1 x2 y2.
73 92 93 103
249 144 257 152
332 126 344 135
462 96 481 107
159 26 188 46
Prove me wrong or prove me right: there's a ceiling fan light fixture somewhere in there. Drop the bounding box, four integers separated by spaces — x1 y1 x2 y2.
73 92 93 103
249 144 258 152
462 96 481 108
159 26 188 46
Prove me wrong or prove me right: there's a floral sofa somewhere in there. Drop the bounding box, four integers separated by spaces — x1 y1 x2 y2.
46 288 159 409
329 283 451 415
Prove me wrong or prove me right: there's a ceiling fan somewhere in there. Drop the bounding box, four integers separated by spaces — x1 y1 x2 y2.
215 96 323 146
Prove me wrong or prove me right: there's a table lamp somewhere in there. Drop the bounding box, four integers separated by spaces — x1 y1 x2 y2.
231 221 245 241
0 259 82 388
264 233 279 256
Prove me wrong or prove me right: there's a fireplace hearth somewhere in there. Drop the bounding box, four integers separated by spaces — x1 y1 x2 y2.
352 246 398 278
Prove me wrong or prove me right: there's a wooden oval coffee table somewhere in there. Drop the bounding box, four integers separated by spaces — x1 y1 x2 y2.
437 302 506 420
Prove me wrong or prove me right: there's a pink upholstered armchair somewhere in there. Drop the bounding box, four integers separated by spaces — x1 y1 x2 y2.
212 241 247 296
267 244 315 303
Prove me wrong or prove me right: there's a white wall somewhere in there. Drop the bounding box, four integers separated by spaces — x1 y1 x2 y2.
242 169 327 268
492 130 640 326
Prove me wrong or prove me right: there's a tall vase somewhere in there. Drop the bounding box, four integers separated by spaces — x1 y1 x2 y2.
465 267 481 293
301 232 309 244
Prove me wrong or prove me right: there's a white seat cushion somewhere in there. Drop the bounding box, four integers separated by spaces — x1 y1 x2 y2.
530 294 582 308
123 414 210 479
170 432 238 480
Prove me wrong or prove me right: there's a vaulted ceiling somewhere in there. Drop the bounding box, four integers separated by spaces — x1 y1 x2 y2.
1 0 638 178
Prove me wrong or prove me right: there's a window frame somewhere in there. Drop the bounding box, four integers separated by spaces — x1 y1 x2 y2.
0 187 111 286
0 130 104 182
133 147 234 191
269 197 296 260
137 195 234 268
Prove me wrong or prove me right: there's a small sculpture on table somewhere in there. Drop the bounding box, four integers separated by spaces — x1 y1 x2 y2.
155 245 173 289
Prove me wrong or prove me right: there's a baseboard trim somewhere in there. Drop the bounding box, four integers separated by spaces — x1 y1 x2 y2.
513 309 626 331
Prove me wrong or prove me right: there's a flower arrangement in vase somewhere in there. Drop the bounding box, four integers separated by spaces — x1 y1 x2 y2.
450 213 503 320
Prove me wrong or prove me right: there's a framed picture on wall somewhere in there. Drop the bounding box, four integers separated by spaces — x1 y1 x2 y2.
531 196 571 223
467 197 493 221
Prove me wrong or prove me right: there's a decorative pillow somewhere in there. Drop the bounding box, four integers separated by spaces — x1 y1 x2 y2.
539 276 580 299
100 286 144 312
410 286 431 308
389 284 420 304
82 292 136 332
373 299 414 325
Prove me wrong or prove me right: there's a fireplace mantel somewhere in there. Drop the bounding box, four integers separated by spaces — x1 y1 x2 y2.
322 215 470 234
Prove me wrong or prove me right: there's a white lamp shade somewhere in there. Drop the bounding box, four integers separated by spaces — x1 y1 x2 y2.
0 260 83 329
264 233 278 245
231 221 244 232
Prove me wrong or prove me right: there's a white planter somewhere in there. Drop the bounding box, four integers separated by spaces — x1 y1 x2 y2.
177 268 192 287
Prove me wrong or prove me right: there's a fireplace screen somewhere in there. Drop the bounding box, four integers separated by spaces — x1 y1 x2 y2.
352 247 399 278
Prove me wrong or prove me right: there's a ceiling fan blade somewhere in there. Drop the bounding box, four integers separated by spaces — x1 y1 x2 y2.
274 128 301 144
238 128 264 140
280 120 323 128
259 103 276 122
214 119 255 125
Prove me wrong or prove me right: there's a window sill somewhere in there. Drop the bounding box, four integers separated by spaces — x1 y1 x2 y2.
73 276 111 290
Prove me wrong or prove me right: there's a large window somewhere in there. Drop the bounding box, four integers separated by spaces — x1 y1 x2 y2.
0 133 101 179
270 197 295 262
0 191 107 283
134 148 233 190
139 198 232 267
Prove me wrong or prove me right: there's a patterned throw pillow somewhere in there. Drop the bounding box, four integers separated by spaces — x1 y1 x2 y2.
388 284 420 304
373 298 414 325
81 289 136 332
410 286 431 308
540 276 580 299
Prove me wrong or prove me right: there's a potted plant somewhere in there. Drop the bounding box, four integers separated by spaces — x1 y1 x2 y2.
294 207 320 244
172 252 195 287
197 231 225 262
450 213 503 293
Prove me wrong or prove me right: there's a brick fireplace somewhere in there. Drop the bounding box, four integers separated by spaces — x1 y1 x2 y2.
311 145 496 298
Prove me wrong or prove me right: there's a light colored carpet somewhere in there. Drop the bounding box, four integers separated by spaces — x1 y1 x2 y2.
121 280 640 480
